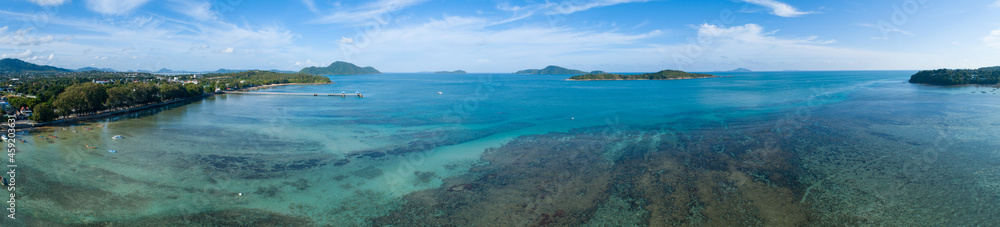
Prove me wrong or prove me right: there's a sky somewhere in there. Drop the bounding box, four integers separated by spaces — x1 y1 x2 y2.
0 0 999 72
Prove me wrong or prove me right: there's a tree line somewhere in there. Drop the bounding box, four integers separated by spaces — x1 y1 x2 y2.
4 70 331 122
909 66 1000 85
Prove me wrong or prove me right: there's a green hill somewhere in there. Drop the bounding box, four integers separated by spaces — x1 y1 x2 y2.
909 66 1000 85
515 65 587 75
299 61 381 75
434 70 467 74
0 58 72 74
77 67 117 72
567 70 718 81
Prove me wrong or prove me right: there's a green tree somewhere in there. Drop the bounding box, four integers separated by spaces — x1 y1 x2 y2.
106 86 131 109
53 83 107 115
30 102 56 122
158 83 186 101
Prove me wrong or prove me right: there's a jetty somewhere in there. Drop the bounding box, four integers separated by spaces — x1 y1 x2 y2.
225 91 363 97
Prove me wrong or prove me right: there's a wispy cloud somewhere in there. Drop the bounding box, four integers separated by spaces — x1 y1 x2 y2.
857 23 912 40
302 0 319 13
985 28 1000 49
1 49 33 58
170 0 216 21
698 23 834 45
311 0 428 24
495 0 647 25
741 0 811 17
85 0 153 15
0 27 56 46
546 0 649 15
27 0 68 6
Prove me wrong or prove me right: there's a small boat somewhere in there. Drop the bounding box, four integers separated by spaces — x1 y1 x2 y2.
1 135 7 140
108 150 117 153
437 91 443 94
85 145 97 149
112 135 124 139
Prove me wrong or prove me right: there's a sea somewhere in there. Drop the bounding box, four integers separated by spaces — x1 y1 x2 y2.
8 71 1000 226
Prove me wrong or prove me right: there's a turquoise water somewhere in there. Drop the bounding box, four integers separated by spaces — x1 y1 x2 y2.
8 71 1000 225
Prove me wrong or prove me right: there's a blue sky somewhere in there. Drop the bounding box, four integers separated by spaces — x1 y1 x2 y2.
1 0 999 72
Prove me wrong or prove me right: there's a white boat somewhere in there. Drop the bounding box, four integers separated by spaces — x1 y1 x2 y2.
112 135 124 139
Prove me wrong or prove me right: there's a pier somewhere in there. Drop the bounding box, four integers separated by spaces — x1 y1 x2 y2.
225 91 363 97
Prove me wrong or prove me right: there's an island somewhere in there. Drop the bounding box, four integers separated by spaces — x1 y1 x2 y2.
434 70 467 74
76 67 117 72
908 66 1000 86
299 61 381 75
515 65 587 75
567 69 718 81
728 68 752 72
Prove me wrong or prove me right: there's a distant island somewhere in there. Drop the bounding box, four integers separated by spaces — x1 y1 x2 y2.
728 68 752 72
434 70 467 74
515 65 587 75
909 66 1000 86
567 70 718 81
77 67 117 72
299 61 381 75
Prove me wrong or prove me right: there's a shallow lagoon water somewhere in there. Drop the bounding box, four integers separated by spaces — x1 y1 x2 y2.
8 71 1000 225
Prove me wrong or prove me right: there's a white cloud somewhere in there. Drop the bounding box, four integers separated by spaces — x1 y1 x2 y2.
312 0 428 24
1 49 33 58
985 28 1000 49
85 0 152 15
294 59 318 66
27 0 68 6
0 27 56 46
339 37 354 44
741 0 811 17
993 1 1000 7
220 47 234 53
697 23 833 45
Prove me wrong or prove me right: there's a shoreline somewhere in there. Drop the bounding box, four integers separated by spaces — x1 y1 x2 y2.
21 82 332 130
25 94 211 130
